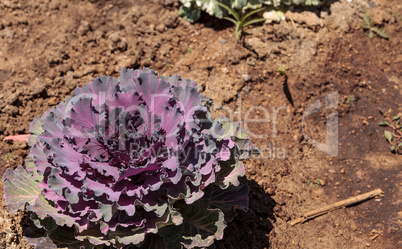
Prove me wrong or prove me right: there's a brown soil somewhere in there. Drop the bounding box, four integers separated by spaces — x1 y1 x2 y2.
0 0 401 248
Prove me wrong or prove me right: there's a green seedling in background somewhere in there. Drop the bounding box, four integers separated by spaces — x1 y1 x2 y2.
178 46 193 60
305 178 322 189
359 80 372 90
216 2 265 40
362 12 389 39
392 11 402 21
379 107 402 154
1 153 14 161
278 66 287 76
344 95 356 107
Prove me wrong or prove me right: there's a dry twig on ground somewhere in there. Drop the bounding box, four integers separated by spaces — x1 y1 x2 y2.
290 188 383 226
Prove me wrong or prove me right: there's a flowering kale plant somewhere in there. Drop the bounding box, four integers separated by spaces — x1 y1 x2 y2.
2 68 258 248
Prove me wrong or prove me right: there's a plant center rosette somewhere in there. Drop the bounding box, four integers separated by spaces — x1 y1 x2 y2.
3 68 259 249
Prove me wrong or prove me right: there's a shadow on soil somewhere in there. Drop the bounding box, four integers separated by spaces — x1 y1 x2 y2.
216 179 276 249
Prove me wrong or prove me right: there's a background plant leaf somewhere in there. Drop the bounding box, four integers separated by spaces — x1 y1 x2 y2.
363 13 370 24
371 27 389 39
384 130 393 144
178 5 201 23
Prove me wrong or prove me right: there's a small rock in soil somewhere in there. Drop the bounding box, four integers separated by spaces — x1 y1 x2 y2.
245 37 271 58
77 20 91 36
221 67 229 74
4 105 19 116
285 11 324 28
246 57 256 67
242 74 251 82
29 78 47 97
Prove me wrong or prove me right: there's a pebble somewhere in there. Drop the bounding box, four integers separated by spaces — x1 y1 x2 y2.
246 58 256 66
77 20 91 36
242 74 251 82
219 38 227 44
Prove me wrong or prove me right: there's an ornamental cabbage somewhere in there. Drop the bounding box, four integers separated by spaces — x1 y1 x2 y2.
2 68 259 248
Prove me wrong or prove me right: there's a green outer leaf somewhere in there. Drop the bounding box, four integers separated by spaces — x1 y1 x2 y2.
169 205 184 225
75 225 117 246
48 225 92 248
244 18 266 27
2 166 43 214
236 139 260 160
90 210 171 247
98 203 115 222
384 130 393 144
392 115 400 121
28 116 45 146
133 234 166 249
114 230 145 246
29 195 78 228
204 183 249 222
217 116 248 140
30 213 58 231
25 214 89 249
218 160 244 188
25 153 43 181
24 219 58 249
160 200 226 249
378 107 384 114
